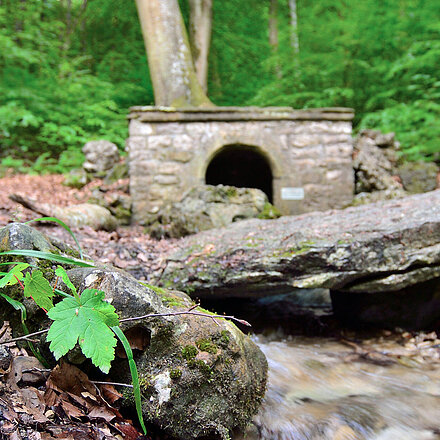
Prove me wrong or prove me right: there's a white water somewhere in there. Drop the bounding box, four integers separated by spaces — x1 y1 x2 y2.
241 333 440 440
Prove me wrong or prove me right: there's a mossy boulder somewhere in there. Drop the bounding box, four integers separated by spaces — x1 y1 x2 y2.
63 168 91 189
0 223 83 330
145 184 280 238
0 223 267 439
66 267 267 439
397 161 439 194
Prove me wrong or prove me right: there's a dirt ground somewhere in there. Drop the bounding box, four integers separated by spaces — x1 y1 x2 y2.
0 174 179 282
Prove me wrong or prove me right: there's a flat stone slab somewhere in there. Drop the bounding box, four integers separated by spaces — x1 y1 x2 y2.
153 190 440 297
128 106 355 122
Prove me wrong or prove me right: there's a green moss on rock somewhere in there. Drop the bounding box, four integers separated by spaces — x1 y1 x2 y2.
196 338 218 354
170 368 182 380
181 344 198 361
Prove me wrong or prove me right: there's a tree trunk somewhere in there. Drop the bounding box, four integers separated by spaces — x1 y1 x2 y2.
80 0 88 54
188 0 212 93
268 0 278 50
268 0 282 78
135 0 213 107
288 0 299 55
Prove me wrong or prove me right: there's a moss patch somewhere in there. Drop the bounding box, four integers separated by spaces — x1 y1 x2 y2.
257 202 282 219
181 344 198 361
196 338 218 354
169 368 182 380
272 240 316 258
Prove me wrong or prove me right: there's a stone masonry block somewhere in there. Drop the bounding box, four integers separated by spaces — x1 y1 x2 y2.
129 119 153 136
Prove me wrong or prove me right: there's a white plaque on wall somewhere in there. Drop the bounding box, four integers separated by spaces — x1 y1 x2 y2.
281 187 305 200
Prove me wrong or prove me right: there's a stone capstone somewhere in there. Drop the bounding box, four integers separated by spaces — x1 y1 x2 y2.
145 184 280 238
153 190 440 328
82 140 120 174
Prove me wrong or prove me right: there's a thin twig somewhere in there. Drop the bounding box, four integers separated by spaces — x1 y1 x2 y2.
92 380 133 388
1 308 251 345
15 338 40 343
2 328 49 343
119 310 251 327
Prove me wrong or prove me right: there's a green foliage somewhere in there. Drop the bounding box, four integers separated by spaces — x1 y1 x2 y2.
0 0 151 170
0 220 146 433
47 288 119 373
0 262 29 288
111 325 147 435
1 0 439 165
0 250 93 267
24 270 55 311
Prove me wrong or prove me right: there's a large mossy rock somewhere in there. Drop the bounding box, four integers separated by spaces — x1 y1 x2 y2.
68 268 267 439
153 190 440 328
353 130 402 194
0 223 267 439
397 161 439 194
145 184 280 238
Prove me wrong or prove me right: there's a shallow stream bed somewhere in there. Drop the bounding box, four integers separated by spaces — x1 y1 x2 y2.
242 332 440 440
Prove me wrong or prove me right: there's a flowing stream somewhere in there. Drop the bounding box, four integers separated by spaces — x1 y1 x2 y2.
241 332 440 440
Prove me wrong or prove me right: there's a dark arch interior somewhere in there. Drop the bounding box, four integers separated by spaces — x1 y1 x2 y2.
205 145 273 202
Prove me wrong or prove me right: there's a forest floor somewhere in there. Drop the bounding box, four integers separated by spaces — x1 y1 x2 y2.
0 173 179 282
0 173 180 440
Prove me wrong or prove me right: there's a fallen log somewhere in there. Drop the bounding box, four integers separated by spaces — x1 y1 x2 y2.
153 190 440 300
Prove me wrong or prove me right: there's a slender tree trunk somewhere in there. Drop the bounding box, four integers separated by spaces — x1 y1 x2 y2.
135 0 213 107
80 0 88 54
66 0 72 35
15 0 26 32
188 0 212 93
288 0 299 55
269 0 278 50
268 0 282 78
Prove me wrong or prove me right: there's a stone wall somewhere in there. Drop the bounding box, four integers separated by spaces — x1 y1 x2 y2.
127 107 354 223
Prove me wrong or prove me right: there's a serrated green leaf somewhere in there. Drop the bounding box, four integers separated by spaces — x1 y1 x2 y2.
80 289 119 327
47 288 118 373
79 318 116 374
55 266 78 298
0 263 30 288
23 270 54 311
47 296 82 359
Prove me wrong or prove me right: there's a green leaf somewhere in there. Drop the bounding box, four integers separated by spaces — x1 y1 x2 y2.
0 263 29 288
112 325 147 435
0 250 94 267
46 296 82 358
80 289 119 327
25 217 84 260
23 270 55 311
55 266 78 300
0 292 27 322
47 288 119 373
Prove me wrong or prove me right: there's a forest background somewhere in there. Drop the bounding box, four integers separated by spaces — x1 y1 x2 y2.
1 0 439 174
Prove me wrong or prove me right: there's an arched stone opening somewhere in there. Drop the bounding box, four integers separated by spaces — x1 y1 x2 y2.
205 144 273 202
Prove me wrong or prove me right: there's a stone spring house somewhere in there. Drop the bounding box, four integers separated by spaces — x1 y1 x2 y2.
126 106 354 224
